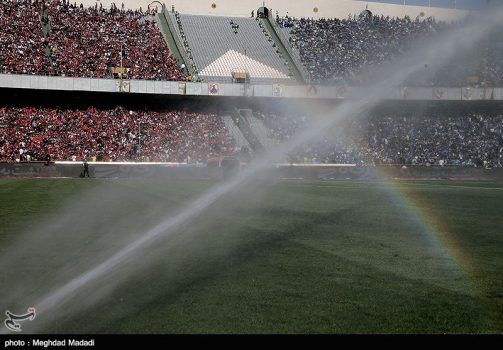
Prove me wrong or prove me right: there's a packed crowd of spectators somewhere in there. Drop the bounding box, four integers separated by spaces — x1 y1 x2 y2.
364 113 503 167
0 0 50 75
1 104 502 167
258 111 503 167
1 0 186 80
277 14 446 84
3 1 500 86
277 14 503 87
0 106 235 162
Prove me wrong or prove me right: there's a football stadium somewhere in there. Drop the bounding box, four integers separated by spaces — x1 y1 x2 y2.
0 0 502 337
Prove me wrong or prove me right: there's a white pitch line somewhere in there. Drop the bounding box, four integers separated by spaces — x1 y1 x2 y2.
278 179 503 191
395 183 503 191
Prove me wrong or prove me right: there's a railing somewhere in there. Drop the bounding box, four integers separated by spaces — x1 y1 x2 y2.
162 4 197 79
1 73 502 100
267 12 310 83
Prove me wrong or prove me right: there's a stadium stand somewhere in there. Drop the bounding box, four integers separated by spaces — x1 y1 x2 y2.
0 0 50 75
222 115 251 151
255 110 503 167
2 1 501 87
277 14 503 87
1 2 502 169
2 101 501 168
167 11 296 84
277 14 447 84
0 0 186 80
0 106 236 162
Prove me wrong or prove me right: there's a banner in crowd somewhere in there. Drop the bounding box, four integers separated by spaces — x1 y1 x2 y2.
462 87 473 100
433 87 445 100
208 82 220 95
272 84 284 97
484 88 494 100
116 79 130 92
400 86 410 99
335 85 347 99
178 82 186 95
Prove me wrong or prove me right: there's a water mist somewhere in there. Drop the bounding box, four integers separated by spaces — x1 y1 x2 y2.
1 5 502 333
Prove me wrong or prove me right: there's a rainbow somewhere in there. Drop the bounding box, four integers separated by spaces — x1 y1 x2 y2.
374 166 480 295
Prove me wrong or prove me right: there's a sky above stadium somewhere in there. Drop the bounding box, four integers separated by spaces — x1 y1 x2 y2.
358 0 491 10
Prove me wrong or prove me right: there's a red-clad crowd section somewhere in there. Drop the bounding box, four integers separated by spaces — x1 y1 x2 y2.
0 106 236 162
0 0 186 80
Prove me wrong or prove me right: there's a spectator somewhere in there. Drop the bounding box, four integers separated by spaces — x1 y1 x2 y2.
257 110 503 167
278 14 503 87
1 104 502 167
0 0 187 81
0 106 236 163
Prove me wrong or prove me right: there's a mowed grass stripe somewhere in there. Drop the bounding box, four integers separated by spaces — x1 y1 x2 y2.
0 179 501 333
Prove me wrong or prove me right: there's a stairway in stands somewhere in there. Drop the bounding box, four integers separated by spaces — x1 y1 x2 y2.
39 3 55 73
222 116 251 151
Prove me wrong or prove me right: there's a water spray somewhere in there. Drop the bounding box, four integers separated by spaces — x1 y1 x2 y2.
1 5 502 333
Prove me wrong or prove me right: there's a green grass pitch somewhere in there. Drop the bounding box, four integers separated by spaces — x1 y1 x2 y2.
0 178 502 333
